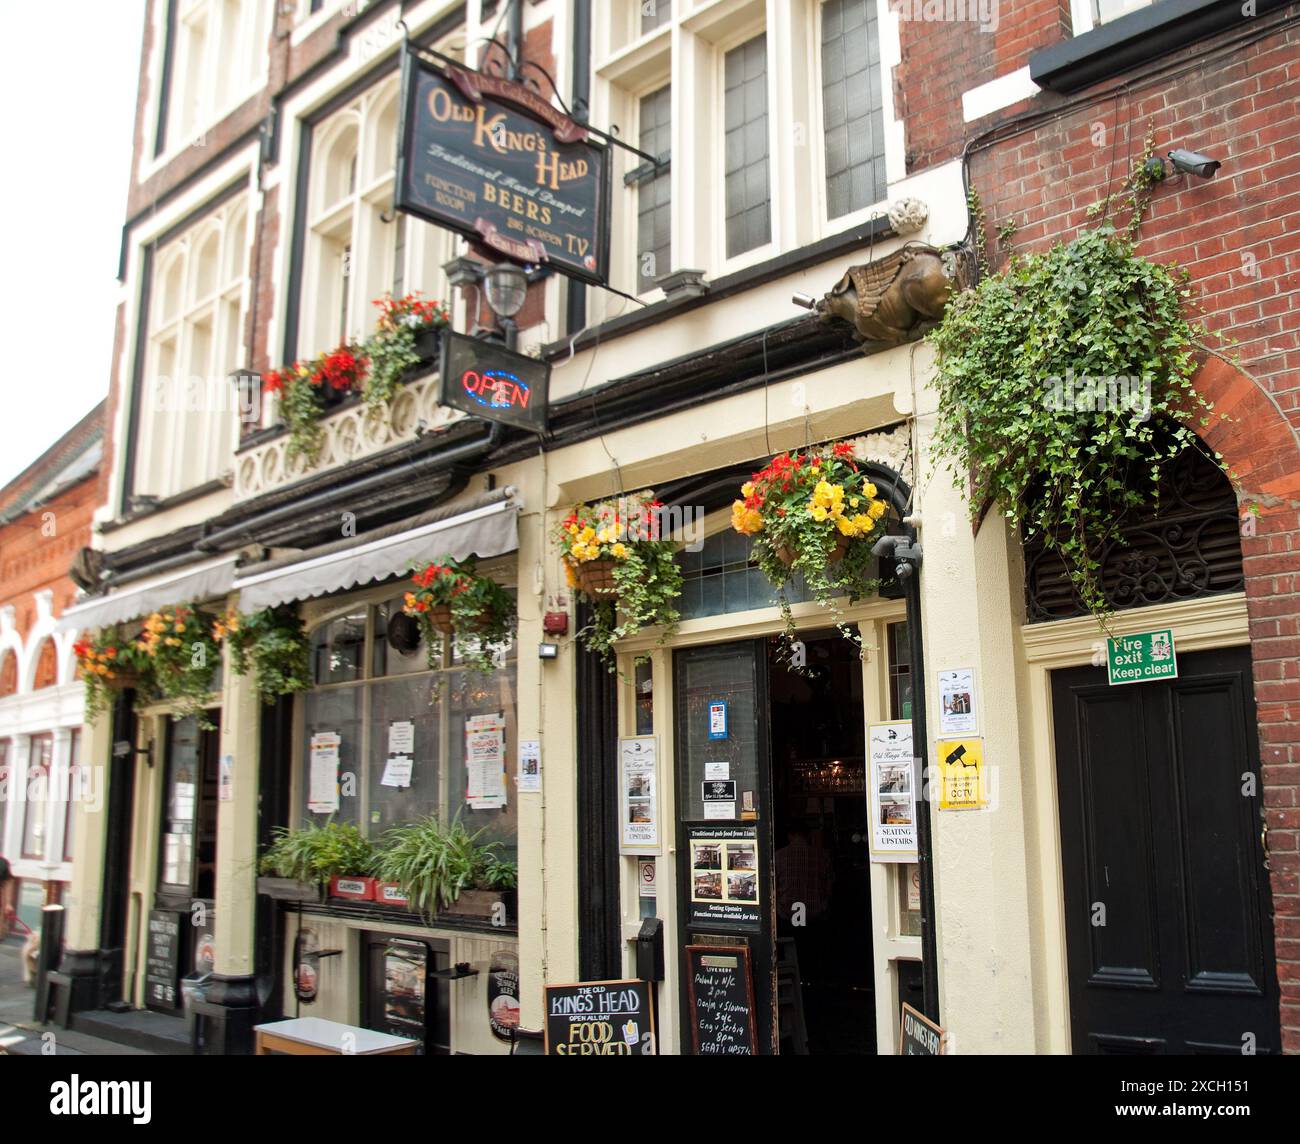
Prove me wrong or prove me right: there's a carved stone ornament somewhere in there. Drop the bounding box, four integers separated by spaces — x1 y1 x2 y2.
817 242 973 349
887 197 929 235
69 546 105 593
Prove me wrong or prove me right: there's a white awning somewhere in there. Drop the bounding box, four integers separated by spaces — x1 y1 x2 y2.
231 491 521 613
56 555 240 633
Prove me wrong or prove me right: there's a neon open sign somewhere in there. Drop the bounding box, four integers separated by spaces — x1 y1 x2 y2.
460 367 533 412
440 331 549 431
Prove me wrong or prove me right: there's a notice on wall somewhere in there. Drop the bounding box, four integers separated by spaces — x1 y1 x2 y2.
380 755 414 789
387 720 415 755
1107 628 1178 685
219 754 234 803
937 667 978 736
937 737 987 810
686 945 757 1056
867 721 917 862
308 732 341 814
465 713 507 809
619 736 660 854
544 980 657 1055
518 739 542 794
688 825 760 929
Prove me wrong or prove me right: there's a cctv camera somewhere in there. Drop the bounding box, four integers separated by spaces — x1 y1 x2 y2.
1168 149 1220 179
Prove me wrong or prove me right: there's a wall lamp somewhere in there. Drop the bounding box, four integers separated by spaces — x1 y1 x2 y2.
442 256 544 351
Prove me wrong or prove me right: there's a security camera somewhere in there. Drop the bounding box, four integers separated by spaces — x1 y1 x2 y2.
1168 149 1220 179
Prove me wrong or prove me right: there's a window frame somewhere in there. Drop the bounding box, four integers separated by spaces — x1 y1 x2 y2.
21 734 53 861
290 570 520 851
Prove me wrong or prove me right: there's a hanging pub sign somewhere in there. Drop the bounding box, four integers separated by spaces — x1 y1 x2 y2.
395 47 611 285
440 331 550 431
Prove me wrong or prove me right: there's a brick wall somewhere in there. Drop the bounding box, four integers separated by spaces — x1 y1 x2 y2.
967 17 1300 1051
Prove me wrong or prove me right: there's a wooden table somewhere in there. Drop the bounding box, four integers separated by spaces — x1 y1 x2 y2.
254 1017 419 1056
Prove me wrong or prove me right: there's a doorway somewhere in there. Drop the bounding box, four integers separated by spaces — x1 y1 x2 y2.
1051 646 1281 1053
674 633 876 1055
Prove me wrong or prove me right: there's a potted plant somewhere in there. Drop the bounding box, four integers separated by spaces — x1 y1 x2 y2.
132 605 223 727
360 292 451 416
257 820 376 902
262 342 365 464
555 491 683 669
403 557 515 674
731 442 889 656
218 607 312 705
371 815 512 924
73 629 149 722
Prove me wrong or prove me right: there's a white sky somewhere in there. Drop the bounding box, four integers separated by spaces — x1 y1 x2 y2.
0 0 146 488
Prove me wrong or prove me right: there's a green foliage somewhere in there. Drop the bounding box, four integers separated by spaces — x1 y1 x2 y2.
930 190 1220 619
361 294 449 416
278 373 329 465
371 815 506 920
473 850 518 891
259 820 376 886
134 605 222 727
223 608 312 704
73 628 150 723
404 557 517 675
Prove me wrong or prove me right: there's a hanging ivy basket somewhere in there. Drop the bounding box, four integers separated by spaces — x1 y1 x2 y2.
404 557 516 673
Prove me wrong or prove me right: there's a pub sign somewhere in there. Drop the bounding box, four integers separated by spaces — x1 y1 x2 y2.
439 331 550 431
396 48 611 285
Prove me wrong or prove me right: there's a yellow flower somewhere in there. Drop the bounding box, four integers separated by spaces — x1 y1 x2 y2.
810 505 828 522
611 543 629 559
852 514 874 536
563 560 579 588
579 526 595 543
731 500 762 535
567 523 579 535
836 515 856 537
741 482 755 497
864 482 877 499
597 527 615 544
850 497 860 509
174 622 185 633
868 499 886 519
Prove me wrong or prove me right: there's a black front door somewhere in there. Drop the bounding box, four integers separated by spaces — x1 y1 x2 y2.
1051 645 1280 1054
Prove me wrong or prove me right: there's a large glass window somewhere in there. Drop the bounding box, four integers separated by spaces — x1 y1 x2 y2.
723 34 771 258
641 0 672 34
820 0 886 219
299 589 518 855
22 735 53 859
635 85 672 295
675 530 813 621
168 0 270 147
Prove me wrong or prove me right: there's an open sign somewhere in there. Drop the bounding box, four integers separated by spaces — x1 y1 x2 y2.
440 331 550 430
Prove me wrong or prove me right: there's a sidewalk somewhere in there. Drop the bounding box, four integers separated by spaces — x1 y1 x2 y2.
0 936 150 1056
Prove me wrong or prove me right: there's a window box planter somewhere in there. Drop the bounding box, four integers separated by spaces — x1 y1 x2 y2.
328 875 377 901
411 325 442 367
374 882 411 908
256 877 323 902
439 888 516 924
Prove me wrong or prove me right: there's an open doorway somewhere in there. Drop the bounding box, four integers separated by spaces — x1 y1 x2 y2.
769 632 875 1054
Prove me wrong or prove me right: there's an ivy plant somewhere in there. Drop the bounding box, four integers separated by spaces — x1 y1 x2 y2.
219 607 312 705
929 158 1224 620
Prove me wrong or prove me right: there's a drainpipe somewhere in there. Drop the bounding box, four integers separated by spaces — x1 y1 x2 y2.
875 530 940 1025
566 0 591 336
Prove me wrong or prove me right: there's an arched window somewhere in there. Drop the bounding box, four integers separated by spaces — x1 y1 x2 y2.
33 639 58 690
167 0 272 147
0 650 16 697
137 196 250 500
1024 437 1243 622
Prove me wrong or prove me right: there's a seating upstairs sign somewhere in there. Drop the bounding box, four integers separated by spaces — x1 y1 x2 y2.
396 47 611 286
1106 628 1178 686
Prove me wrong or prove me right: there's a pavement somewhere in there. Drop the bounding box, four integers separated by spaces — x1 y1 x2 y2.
0 935 150 1055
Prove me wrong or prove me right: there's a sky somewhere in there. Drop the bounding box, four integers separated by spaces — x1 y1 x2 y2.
0 0 146 488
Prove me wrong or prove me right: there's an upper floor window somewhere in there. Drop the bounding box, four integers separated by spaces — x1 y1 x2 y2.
641 0 673 34
820 0 886 220
1071 0 1155 34
299 74 459 359
635 85 672 294
134 196 249 501
167 0 271 148
723 34 771 259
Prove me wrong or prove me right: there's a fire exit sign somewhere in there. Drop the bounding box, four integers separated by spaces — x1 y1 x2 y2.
1107 629 1178 685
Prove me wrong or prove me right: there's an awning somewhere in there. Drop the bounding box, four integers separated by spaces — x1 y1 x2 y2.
231 488 521 613
56 554 240 633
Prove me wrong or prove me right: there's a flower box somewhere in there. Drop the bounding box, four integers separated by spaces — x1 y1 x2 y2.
256 877 322 902
328 875 377 901
374 882 412 908
439 888 516 924
411 325 442 366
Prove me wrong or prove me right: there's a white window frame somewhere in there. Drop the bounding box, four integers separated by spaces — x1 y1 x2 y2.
1070 0 1155 35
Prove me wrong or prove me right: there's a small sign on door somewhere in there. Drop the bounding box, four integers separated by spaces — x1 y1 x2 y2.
708 701 728 739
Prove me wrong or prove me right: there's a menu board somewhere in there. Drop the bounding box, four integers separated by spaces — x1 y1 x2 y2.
899 1002 947 1055
543 980 656 1055
145 910 183 1013
686 945 757 1056
687 824 761 929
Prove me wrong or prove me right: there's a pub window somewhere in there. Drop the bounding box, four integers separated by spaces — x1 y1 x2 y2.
634 659 654 735
641 0 672 35
887 622 912 719
723 34 771 259
298 589 518 854
634 85 672 295
167 0 270 147
820 0 886 220
675 529 813 621
22 735 53 860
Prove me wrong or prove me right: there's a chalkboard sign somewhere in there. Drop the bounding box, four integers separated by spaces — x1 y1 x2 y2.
899 1002 946 1055
686 945 757 1055
145 910 183 1013
544 979 656 1055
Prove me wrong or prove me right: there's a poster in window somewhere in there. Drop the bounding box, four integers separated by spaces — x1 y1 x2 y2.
308 731 341 814
465 713 507 809
688 825 761 928
619 736 660 854
867 720 917 862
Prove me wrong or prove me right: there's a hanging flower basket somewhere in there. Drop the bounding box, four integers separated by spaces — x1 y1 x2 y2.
404 558 516 673
428 604 455 635
776 535 848 568
576 557 620 598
